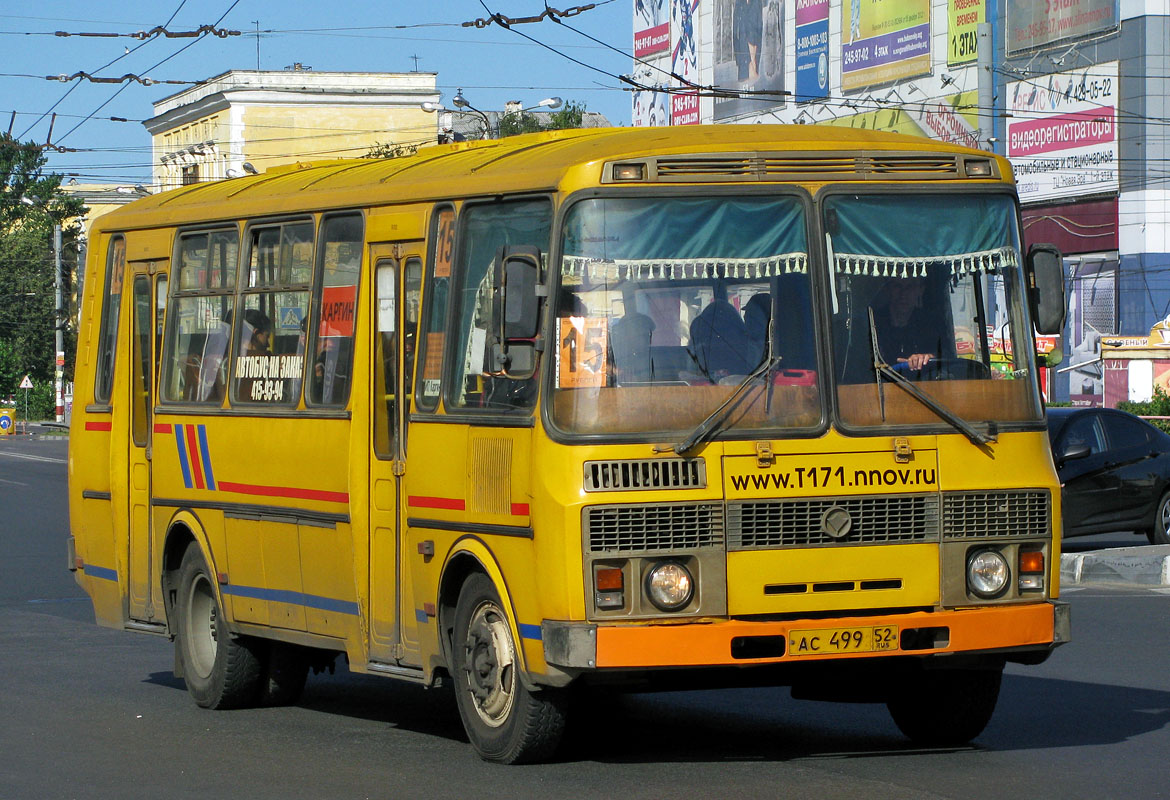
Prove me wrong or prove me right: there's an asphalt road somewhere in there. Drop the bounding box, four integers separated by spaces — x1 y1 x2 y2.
3 434 1169 799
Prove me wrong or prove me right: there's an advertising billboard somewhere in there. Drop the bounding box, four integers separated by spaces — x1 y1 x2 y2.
635 0 670 57
795 0 830 102
1006 62 1119 203
948 0 985 65
712 0 786 120
841 0 931 91
672 0 699 87
1006 0 1118 53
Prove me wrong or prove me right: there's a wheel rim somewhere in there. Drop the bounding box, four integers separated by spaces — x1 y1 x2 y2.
184 571 219 680
461 600 516 728
1161 497 1170 533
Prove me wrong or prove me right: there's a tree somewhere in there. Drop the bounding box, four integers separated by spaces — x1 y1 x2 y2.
498 100 589 139
0 133 86 399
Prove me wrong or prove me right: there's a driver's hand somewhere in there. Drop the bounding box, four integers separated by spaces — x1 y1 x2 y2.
898 353 933 371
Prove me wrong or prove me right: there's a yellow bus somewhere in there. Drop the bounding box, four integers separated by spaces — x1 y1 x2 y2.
69 125 1069 763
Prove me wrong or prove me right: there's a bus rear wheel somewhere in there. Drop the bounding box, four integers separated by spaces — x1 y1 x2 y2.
175 544 263 709
451 573 567 764
886 665 1003 746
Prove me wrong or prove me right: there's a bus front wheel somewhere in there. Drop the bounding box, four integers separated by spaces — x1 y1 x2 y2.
451 573 567 764
175 544 263 709
886 665 1003 746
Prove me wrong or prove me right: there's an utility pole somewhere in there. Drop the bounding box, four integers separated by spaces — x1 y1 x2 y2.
53 224 64 423
977 22 994 152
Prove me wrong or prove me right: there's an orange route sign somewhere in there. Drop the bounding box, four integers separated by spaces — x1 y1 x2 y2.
557 317 608 388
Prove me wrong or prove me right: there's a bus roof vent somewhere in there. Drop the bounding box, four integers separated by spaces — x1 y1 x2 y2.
617 152 965 183
584 458 707 492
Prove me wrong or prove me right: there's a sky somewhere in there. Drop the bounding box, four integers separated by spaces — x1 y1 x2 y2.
1 0 633 184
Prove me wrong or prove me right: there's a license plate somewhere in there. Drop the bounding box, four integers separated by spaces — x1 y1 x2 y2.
788 625 899 657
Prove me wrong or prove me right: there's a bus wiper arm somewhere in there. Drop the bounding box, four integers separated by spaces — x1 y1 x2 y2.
867 310 994 447
664 355 783 457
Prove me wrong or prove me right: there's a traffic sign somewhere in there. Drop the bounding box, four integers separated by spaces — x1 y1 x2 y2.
19 375 33 390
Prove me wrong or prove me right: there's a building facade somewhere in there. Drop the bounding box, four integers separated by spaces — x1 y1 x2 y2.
143 69 440 191
633 0 1170 404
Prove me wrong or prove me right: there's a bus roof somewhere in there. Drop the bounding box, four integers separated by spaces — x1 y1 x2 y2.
90 125 1007 234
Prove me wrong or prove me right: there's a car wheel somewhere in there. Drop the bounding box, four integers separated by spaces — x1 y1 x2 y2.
887 665 1002 746
175 544 263 709
1151 491 1170 545
450 573 567 764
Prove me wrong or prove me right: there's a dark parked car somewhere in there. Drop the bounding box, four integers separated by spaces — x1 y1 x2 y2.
1047 407 1170 544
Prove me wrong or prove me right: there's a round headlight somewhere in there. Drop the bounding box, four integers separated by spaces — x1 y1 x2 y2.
644 562 694 612
967 550 1010 598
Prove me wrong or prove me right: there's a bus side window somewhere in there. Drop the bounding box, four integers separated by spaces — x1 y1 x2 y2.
160 229 238 404
414 206 454 413
448 198 551 412
94 236 126 404
308 214 363 407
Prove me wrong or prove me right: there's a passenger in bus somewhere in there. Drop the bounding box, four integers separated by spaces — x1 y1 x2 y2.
689 298 753 381
610 311 656 384
744 293 770 368
244 309 272 356
871 277 945 371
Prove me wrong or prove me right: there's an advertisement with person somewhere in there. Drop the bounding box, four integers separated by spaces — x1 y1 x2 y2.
1006 0 1117 53
712 0 785 120
672 0 699 88
795 0 830 102
1006 62 1119 203
635 0 670 58
841 0 930 91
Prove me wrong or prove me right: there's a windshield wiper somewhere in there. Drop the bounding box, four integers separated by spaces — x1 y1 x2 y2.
867 308 995 446
660 355 783 457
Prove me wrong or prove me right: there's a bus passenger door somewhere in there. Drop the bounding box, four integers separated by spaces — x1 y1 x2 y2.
368 248 423 665
128 261 167 622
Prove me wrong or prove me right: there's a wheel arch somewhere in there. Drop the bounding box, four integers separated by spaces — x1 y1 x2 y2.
436 536 532 684
159 509 217 634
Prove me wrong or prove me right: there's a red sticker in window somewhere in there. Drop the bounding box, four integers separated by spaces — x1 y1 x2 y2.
320 285 357 337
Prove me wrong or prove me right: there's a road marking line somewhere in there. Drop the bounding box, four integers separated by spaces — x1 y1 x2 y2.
0 452 66 464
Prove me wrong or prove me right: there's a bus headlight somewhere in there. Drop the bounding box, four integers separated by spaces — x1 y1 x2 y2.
644 561 694 612
967 550 1010 598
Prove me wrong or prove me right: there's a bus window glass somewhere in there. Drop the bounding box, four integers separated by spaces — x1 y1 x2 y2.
416 207 454 412
825 193 1042 427
131 275 151 446
309 214 363 407
374 260 396 459
552 196 817 437
449 199 550 412
232 221 313 406
94 236 126 404
161 229 238 404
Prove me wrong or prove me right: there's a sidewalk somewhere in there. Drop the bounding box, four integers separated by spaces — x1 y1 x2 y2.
1061 545 1170 587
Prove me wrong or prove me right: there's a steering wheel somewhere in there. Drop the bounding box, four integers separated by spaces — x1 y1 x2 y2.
892 357 991 381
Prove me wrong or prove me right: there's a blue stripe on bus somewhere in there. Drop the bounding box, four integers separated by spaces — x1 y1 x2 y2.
518 623 542 641
415 608 429 624
197 424 216 490
221 584 360 616
83 564 118 582
174 424 193 488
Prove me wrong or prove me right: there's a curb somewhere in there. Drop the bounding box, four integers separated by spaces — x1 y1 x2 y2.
1061 545 1170 587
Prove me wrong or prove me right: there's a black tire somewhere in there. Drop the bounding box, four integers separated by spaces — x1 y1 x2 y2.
450 573 567 764
886 665 1002 746
175 544 263 709
1149 491 1170 545
258 642 309 707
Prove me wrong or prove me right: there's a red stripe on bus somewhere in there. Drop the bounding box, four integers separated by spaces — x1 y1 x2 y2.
511 503 530 516
408 495 465 511
184 424 205 490
218 481 349 504
154 423 171 434
84 421 112 431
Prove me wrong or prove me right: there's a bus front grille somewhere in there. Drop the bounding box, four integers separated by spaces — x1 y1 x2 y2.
726 494 939 549
645 152 964 182
942 490 1051 539
585 502 724 553
584 458 707 492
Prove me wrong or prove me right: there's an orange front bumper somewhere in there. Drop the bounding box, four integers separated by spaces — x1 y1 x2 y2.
592 602 1060 668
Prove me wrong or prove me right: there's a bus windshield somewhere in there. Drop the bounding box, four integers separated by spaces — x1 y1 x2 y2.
551 195 819 437
827 193 1042 429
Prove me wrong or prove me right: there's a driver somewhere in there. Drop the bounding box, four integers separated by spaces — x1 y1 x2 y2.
871 277 944 371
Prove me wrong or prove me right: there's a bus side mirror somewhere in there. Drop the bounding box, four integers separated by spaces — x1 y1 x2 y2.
489 245 542 377
1027 243 1066 335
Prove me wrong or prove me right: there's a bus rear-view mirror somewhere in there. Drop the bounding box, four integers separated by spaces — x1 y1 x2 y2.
1027 243 1065 335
